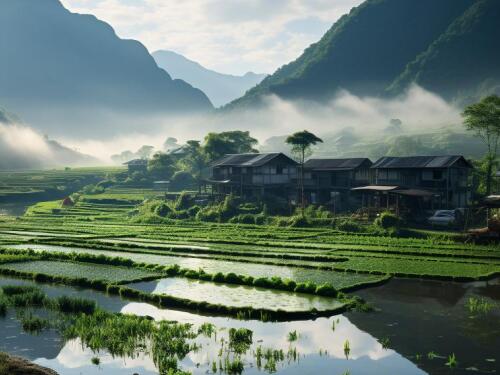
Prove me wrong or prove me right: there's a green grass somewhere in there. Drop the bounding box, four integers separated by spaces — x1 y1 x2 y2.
0 260 161 284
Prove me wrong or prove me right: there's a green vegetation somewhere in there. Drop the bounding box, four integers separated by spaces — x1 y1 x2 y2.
0 260 160 284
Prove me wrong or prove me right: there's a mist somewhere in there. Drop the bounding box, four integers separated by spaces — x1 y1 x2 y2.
60 85 464 162
0 121 97 170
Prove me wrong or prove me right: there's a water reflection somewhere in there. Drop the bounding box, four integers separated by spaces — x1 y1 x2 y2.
0 275 498 374
8 243 381 289
350 278 500 375
128 277 344 311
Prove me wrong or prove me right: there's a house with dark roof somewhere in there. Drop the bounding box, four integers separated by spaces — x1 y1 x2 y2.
303 158 373 211
356 155 473 209
207 153 298 198
123 159 148 174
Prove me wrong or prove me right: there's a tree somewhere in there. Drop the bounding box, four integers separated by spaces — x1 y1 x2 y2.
148 152 176 179
203 131 258 161
163 137 179 152
136 145 155 160
181 140 208 193
285 130 323 213
463 95 500 196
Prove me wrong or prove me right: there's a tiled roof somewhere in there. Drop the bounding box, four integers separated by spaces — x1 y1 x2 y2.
304 158 371 170
123 159 148 166
212 153 297 167
371 155 472 169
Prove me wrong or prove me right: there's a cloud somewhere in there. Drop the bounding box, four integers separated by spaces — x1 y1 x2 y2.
60 0 364 75
0 120 97 169
61 85 462 163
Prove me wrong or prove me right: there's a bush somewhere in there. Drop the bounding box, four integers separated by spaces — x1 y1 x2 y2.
224 272 244 284
315 283 337 297
229 214 256 225
187 205 201 217
294 282 317 294
336 219 361 232
196 207 220 222
375 211 401 229
170 172 196 191
155 203 172 218
288 215 310 227
174 192 193 210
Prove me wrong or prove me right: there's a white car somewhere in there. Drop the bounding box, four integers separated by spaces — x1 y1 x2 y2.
427 210 456 226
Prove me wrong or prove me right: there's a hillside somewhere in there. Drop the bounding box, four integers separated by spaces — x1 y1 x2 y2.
0 108 97 170
388 0 500 102
153 50 266 107
0 0 212 136
225 0 500 110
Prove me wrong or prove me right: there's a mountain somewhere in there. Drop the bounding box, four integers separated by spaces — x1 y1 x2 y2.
227 0 500 110
153 50 267 107
388 0 500 102
0 0 212 136
0 108 97 170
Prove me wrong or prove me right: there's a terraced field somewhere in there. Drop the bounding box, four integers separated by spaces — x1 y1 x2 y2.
0 260 161 283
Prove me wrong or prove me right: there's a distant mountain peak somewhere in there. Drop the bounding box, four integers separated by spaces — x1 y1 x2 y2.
153 50 267 107
0 0 212 136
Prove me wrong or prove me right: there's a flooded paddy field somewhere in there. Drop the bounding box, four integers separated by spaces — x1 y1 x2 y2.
0 275 498 375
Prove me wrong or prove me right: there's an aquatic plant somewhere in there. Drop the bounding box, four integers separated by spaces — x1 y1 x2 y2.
445 353 458 368
0 295 7 317
343 340 350 359
229 328 253 354
427 351 437 360
466 297 496 315
198 322 216 338
224 356 244 374
378 337 390 349
20 313 49 334
91 356 100 366
287 330 298 342
56 295 96 314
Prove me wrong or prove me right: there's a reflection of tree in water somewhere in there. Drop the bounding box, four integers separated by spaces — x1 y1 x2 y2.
358 278 467 307
474 278 500 301
348 278 500 375
0 311 62 361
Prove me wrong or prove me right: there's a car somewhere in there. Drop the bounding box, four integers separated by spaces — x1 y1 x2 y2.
427 210 456 226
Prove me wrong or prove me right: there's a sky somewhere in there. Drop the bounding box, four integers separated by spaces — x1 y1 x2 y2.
60 0 363 76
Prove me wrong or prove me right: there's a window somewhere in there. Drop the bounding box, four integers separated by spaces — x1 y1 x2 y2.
276 165 283 175
331 173 337 185
378 169 388 180
433 170 443 180
388 170 398 180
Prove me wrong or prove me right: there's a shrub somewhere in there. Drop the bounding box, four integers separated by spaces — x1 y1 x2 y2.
294 282 317 294
196 207 220 222
229 214 256 225
170 172 195 191
336 219 361 232
187 205 201 217
174 192 193 210
155 203 172 217
288 215 310 227
212 272 225 283
224 272 243 284
253 277 273 288
315 283 337 297
375 211 401 229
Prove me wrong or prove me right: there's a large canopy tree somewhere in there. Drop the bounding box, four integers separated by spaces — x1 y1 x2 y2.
180 140 208 193
203 131 258 161
285 130 323 212
462 95 500 196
